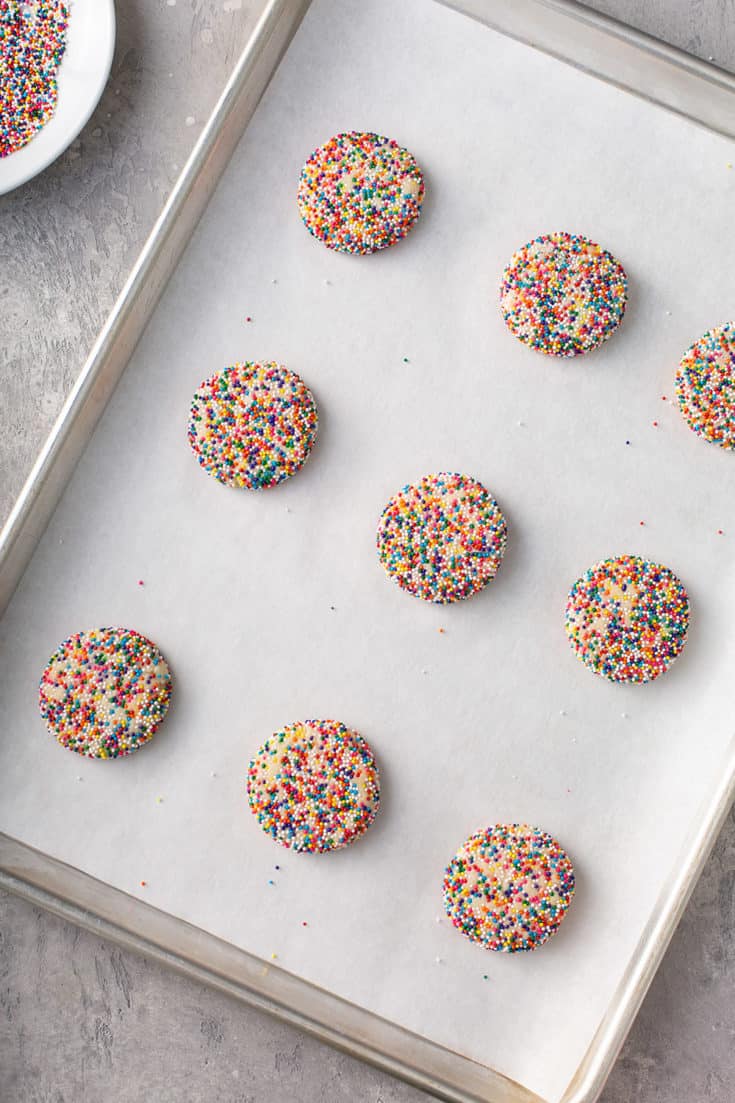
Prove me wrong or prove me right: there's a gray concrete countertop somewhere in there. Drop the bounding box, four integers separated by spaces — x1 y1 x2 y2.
1 2 734 1101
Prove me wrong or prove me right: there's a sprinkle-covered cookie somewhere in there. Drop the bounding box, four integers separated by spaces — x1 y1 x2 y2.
39 628 172 759
443 824 575 953
247 719 380 853
0 0 69 159
565 554 689 683
297 131 425 255
500 232 628 357
676 322 735 449
376 473 507 604
187 362 318 489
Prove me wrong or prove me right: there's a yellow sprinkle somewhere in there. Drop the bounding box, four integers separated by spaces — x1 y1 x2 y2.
270 952 278 960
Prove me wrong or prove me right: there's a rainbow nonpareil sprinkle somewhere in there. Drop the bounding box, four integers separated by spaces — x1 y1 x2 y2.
565 554 689 683
1 0 69 158
676 322 735 449
376 473 507 604
443 824 575 953
247 719 380 853
39 628 172 759
500 232 628 357
187 362 318 489
297 131 424 255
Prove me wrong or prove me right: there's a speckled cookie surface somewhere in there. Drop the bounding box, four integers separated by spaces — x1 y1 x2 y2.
500 232 628 357
376 472 507 604
297 131 424 255
187 362 318 489
39 628 172 759
247 719 380 853
565 554 689 684
676 322 735 449
443 824 575 953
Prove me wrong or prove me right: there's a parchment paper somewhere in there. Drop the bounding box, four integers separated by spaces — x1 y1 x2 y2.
2 1 735 1098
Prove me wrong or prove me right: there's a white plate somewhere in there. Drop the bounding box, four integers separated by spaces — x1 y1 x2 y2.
0 0 116 196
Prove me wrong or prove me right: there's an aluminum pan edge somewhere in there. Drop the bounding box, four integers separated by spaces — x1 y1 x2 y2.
440 0 735 140
0 0 312 617
560 731 735 1103
0 833 542 1103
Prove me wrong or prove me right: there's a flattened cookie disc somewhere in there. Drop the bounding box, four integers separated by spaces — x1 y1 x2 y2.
500 232 628 357
376 473 507 604
565 554 689 683
39 628 172 759
188 362 318 489
676 322 735 449
443 824 575 952
247 719 380 853
297 131 425 255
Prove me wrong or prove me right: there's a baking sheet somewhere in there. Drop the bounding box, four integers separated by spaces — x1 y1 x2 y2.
1 0 735 1099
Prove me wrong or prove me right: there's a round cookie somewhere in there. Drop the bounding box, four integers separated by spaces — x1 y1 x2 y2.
675 322 735 449
376 472 507 604
39 628 172 759
297 131 425 255
443 824 575 953
247 719 380 853
499 232 628 357
187 362 318 489
565 554 689 683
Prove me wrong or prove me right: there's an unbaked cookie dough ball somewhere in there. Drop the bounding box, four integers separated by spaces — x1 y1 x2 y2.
297 131 425 255
500 232 628 357
443 824 575 952
39 628 172 759
565 554 689 683
676 322 735 449
187 362 318 489
247 719 380 853
376 472 507 604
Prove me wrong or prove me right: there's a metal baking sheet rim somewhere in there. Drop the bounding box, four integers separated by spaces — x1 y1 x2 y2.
1 2 734 1101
